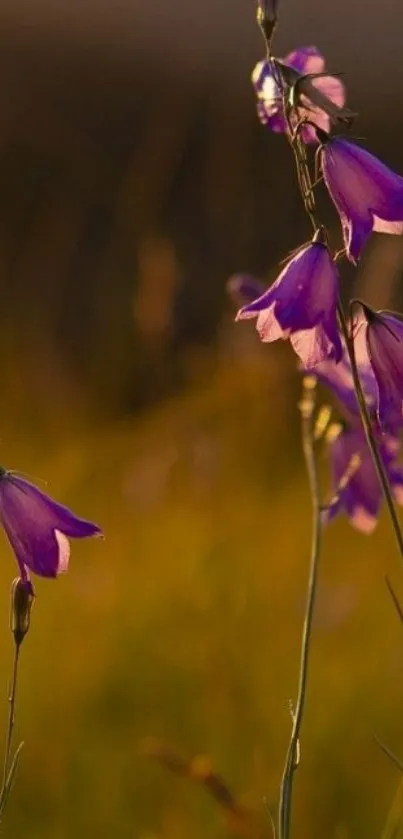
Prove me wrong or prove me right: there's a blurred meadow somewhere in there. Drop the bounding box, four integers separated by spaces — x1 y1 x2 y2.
0 1 403 837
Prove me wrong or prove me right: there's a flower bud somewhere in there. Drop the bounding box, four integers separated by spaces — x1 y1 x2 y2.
256 0 279 49
10 578 34 646
257 0 279 23
275 61 355 128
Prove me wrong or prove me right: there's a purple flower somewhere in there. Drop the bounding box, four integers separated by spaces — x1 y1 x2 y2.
324 426 403 532
0 469 102 585
252 46 346 143
319 135 403 264
235 235 342 367
358 305 403 431
312 339 377 421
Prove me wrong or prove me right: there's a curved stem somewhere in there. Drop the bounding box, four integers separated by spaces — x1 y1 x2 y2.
337 300 403 560
278 377 322 839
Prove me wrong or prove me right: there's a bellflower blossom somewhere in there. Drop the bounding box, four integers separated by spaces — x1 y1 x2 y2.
319 134 403 264
0 468 102 589
252 46 347 143
358 304 403 432
323 426 403 533
236 234 342 367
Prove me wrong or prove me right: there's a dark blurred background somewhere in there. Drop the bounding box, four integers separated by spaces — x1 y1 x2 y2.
0 0 401 421
0 2 403 838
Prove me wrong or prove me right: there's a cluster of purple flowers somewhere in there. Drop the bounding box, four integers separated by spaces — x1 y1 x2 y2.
234 44 403 531
232 273 403 531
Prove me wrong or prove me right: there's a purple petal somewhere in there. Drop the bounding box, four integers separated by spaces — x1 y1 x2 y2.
328 429 382 531
236 286 276 319
7 476 102 538
326 424 402 532
259 244 336 329
252 48 348 143
364 312 403 430
0 474 102 579
255 304 289 342
312 75 345 108
312 346 376 420
290 323 341 367
390 468 403 505
373 217 403 235
283 46 324 76
1 514 67 578
321 138 403 263
252 60 282 125
300 119 330 144
262 111 288 133
227 274 265 308
347 506 378 533
236 241 341 364
296 78 349 140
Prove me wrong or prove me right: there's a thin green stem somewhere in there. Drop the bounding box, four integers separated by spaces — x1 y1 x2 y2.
374 734 403 774
0 639 23 820
385 576 403 626
337 301 403 561
2 642 20 790
278 378 322 839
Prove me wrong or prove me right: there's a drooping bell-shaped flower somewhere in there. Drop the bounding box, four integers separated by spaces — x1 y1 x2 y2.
252 46 348 143
319 134 403 264
0 469 102 585
236 232 342 367
323 425 403 532
358 304 403 431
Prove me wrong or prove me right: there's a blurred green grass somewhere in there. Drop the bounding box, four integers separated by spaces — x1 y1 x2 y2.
0 353 402 838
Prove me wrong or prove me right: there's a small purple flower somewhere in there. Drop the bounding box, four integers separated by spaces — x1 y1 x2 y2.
0 469 102 585
324 426 403 532
319 135 403 264
358 304 403 432
235 235 342 367
252 46 346 143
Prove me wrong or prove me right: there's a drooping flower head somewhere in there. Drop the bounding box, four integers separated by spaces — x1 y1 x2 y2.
357 304 403 432
0 469 102 588
236 231 342 367
323 425 403 533
252 46 348 143
319 134 403 264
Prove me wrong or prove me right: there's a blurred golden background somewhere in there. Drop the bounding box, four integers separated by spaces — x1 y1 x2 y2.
0 1 402 837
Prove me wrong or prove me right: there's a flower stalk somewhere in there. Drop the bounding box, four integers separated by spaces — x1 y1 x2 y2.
237 8 403 839
278 68 403 839
278 376 322 839
0 577 34 821
2 642 20 793
286 100 403 562
337 301 403 560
